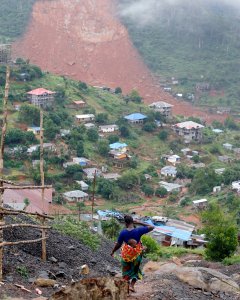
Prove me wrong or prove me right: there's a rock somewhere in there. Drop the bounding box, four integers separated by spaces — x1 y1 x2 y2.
48 271 57 280
38 271 49 279
55 271 67 278
6 275 14 282
67 245 76 250
49 257 58 263
58 262 67 269
232 273 240 281
49 277 128 300
80 264 90 275
28 277 36 283
172 256 182 266
143 261 167 274
35 278 56 287
208 277 239 294
17 257 24 263
90 258 97 265
176 268 207 290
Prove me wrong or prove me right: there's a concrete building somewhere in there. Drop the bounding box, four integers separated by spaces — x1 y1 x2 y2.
149 101 173 118
27 88 55 108
99 124 118 133
76 114 95 123
193 199 208 209
159 181 182 193
173 121 204 142
160 166 177 178
124 113 147 124
223 143 233 151
63 190 89 202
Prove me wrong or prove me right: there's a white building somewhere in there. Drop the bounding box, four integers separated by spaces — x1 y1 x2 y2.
223 143 233 151
99 125 118 133
232 181 240 193
149 101 173 118
159 181 182 193
76 181 89 191
193 199 208 209
173 121 204 142
76 114 95 123
160 166 177 178
167 155 181 165
63 190 89 202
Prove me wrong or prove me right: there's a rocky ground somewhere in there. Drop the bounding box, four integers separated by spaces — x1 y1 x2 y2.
0 214 120 299
1 214 240 299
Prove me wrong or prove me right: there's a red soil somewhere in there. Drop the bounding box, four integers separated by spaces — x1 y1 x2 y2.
13 0 226 123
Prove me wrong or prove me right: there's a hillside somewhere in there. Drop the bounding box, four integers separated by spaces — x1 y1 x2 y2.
118 0 240 112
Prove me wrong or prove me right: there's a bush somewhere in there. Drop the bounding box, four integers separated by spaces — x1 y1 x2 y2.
202 203 238 261
141 235 161 255
155 187 168 197
53 217 100 250
158 130 168 141
222 256 240 266
102 218 122 239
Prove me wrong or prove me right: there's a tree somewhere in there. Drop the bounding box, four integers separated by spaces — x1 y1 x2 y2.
97 178 117 199
115 87 122 94
44 118 59 140
119 125 130 137
142 185 154 197
23 198 30 211
224 117 239 130
108 134 119 144
76 141 85 157
18 104 40 126
102 218 121 239
143 122 157 132
78 81 88 90
158 130 168 141
192 155 200 163
98 140 109 156
117 171 139 189
202 203 238 261
127 90 142 103
155 187 168 197
96 113 108 124
65 164 83 182
87 128 99 142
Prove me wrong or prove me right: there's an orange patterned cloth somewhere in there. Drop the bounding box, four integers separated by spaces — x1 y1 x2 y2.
121 242 143 262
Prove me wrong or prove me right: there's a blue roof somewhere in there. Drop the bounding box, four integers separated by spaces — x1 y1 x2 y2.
124 113 147 121
109 142 128 150
154 225 191 241
30 126 41 130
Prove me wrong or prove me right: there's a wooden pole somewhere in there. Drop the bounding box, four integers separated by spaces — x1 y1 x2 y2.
91 170 97 222
0 66 10 280
39 110 46 261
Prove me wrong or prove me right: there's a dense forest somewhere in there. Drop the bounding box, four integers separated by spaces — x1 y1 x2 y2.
118 0 240 109
0 0 36 41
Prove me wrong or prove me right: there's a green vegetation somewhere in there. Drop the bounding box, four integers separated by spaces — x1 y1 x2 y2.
0 0 37 41
53 217 100 250
202 203 238 261
119 1 240 110
16 265 29 279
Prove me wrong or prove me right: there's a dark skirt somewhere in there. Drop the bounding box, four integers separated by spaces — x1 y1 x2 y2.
121 254 143 281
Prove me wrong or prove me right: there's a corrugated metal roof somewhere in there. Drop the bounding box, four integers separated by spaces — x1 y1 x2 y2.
124 113 147 121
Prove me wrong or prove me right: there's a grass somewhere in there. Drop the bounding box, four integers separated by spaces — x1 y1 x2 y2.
222 255 240 266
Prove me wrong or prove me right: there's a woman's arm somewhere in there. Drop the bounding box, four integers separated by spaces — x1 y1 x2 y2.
134 220 154 232
111 242 121 257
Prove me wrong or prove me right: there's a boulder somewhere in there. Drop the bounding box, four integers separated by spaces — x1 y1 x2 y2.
49 277 128 300
35 278 56 287
80 264 90 275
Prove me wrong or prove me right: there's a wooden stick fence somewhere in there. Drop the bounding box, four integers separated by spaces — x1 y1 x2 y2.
0 66 52 280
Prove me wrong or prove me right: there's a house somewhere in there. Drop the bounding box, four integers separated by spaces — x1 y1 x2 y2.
3 186 53 215
99 124 119 133
167 155 181 165
159 181 182 193
75 114 95 123
160 166 177 178
149 101 173 118
232 181 240 193
102 173 121 181
60 129 70 137
0 44 11 64
72 157 91 167
27 88 55 108
173 121 204 142
124 113 147 124
213 186 221 193
181 148 192 156
193 199 208 209
190 162 205 169
215 168 225 175
63 190 89 202
27 143 55 154
76 181 89 191
27 145 39 154
83 168 102 180
144 174 152 181
212 129 223 134
27 126 41 135
223 143 233 151
109 142 128 153
73 100 86 108
218 155 232 163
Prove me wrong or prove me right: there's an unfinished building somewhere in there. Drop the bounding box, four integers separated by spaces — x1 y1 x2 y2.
0 44 11 64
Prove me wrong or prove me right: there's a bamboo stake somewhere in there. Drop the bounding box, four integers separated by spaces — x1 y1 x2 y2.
0 65 10 281
0 207 53 219
39 110 46 261
91 170 97 222
0 224 50 230
0 237 47 247
0 185 52 190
